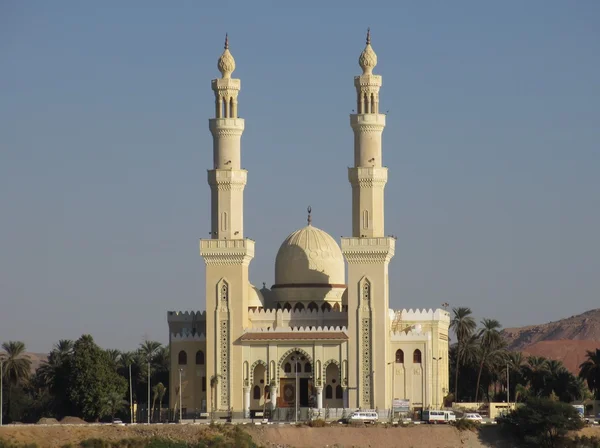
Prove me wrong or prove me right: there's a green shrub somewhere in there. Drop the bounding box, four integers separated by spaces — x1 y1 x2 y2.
0 441 39 448
498 397 584 447
569 435 600 448
308 419 327 427
453 418 480 432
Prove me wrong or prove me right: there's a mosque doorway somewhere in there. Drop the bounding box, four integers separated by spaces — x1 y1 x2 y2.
278 351 314 408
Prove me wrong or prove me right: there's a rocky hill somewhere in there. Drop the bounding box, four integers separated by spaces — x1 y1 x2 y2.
502 308 600 374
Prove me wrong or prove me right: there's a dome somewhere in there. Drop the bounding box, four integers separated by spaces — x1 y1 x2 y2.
218 34 236 78
248 283 265 309
275 224 345 287
359 28 377 75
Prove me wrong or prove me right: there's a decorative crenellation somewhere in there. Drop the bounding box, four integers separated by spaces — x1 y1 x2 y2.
248 308 347 318
244 325 348 333
390 329 432 341
341 237 395 264
200 239 255 266
207 169 247 191
390 308 451 323
348 167 388 189
354 74 382 88
167 310 207 322
170 332 206 341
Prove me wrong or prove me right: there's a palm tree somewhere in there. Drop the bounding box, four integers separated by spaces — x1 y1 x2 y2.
210 374 222 418
579 348 600 400
105 349 121 369
1 341 32 420
54 340 74 356
157 382 166 422
101 390 127 422
140 341 162 363
152 382 166 422
139 341 162 414
523 356 549 396
474 319 503 402
450 307 476 402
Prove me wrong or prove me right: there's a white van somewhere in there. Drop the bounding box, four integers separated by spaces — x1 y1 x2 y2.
349 411 378 424
422 410 456 424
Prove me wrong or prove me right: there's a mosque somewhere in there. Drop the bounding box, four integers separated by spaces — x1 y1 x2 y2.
167 31 450 418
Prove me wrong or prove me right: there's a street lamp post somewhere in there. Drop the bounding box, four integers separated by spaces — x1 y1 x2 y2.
129 364 133 424
387 361 395 421
433 356 442 409
1 357 3 427
506 363 510 405
147 360 151 424
294 350 299 424
179 369 183 422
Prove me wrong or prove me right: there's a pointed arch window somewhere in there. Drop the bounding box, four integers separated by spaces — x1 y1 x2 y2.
395 349 404 364
413 349 422 364
325 385 333 399
294 302 305 311
335 385 343 399
321 302 332 312
304 362 312 373
196 350 205 365
219 281 229 310
178 350 187 365
284 362 292 373
363 210 369 229
307 302 318 311
253 385 261 400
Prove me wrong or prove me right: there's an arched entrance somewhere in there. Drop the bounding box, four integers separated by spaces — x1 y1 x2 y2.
278 349 314 409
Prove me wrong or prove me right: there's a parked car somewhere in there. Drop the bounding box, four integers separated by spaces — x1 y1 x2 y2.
348 411 378 424
464 413 483 422
112 419 125 426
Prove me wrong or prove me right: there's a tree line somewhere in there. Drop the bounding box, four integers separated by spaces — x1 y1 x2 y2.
449 307 600 406
0 335 169 423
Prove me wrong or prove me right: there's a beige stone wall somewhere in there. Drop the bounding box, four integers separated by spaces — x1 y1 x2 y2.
169 339 207 413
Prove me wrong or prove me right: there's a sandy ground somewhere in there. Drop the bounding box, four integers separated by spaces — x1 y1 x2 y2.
247 425 490 448
0 423 599 448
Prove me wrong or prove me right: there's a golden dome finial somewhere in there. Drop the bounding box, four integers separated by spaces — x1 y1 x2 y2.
218 33 235 78
359 28 377 75
307 206 312 226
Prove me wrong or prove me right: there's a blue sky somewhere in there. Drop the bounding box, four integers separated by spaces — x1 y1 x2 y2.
1 1 599 353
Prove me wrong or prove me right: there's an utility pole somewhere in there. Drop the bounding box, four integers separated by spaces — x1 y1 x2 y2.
147 360 151 424
179 369 183 422
506 363 510 405
129 364 133 423
433 357 443 409
1 357 3 427
387 362 394 421
295 350 299 424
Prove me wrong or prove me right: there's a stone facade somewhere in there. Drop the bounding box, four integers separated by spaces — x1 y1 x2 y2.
167 31 450 417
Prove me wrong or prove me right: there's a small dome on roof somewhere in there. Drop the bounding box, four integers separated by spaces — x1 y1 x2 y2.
218 34 236 78
359 28 377 75
248 283 264 308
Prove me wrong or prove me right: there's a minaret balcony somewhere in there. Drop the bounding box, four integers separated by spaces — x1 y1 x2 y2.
350 114 386 127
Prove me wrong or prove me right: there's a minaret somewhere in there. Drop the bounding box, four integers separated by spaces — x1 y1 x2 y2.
200 35 254 414
350 28 387 238
208 33 246 240
342 29 395 411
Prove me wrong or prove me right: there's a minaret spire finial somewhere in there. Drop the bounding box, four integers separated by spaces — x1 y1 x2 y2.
224 33 229 50
307 206 312 226
366 27 371 45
